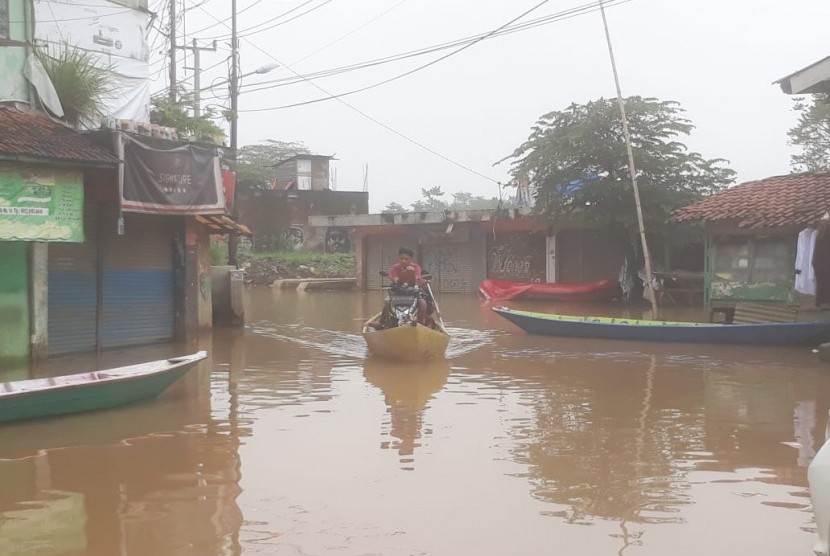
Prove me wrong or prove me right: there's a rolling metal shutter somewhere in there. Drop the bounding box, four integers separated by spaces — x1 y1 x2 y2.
48 204 98 355
365 235 404 290
421 244 472 293
101 212 175 348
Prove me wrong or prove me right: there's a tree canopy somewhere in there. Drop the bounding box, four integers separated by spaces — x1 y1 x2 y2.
383 186 514 213
502 97 735 237
788 94 830 172
236 139 310 190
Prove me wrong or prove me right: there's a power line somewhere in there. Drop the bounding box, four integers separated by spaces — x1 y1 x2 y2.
202 0 338 42
196 0 568 183
186 0 315 38
240 0 631 112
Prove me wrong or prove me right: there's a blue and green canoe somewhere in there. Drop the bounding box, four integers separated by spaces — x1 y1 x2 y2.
492 307 830 346
0 351 207 423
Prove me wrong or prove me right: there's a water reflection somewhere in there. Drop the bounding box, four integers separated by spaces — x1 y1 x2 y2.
0 331 249 556
363 358 450 469
0 289 826 555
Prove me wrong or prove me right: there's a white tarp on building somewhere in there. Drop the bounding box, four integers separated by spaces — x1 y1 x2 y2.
33 0 150 122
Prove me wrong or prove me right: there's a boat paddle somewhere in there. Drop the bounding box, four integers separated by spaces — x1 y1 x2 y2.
424 279 446 331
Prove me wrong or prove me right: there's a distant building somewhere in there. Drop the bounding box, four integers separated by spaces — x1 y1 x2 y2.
273 154 335 191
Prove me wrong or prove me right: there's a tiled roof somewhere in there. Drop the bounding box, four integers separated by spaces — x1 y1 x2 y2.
672 172 830 229
0 107 119 166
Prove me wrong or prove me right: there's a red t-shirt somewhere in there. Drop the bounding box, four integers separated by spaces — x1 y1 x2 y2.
390 261 422 285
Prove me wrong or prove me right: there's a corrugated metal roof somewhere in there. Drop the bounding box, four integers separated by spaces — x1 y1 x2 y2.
672 172 830 229
0 107 119 166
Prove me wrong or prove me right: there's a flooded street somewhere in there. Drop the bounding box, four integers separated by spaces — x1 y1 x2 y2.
1 287 828 555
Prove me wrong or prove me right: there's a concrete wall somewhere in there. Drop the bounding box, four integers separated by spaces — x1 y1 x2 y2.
0 0 30 103
236 189 368 252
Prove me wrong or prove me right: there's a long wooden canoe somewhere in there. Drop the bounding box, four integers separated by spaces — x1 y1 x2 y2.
0 351 207 423
362 313 450 362
492 307 830 346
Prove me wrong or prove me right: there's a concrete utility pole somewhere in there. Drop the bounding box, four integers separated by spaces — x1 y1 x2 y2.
178 39 217 117
169 0 177 102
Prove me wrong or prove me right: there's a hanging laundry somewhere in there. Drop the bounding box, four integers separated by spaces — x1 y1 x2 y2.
795 227 817 295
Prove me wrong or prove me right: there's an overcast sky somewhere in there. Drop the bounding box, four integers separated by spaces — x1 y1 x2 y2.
150 0 829 212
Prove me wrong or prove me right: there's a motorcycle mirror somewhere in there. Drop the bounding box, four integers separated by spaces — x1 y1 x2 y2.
378 270 389 277
422 274 433 280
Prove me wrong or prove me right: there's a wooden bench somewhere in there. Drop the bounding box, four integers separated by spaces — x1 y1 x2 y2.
731 302 800 324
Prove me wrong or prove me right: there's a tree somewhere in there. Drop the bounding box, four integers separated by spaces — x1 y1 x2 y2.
501 97 735 238
384 188 513 213
37 45 117 128
150 94 225 141
383 202 407 213
410 186 448 212
788 94 830 172
236 140 310 190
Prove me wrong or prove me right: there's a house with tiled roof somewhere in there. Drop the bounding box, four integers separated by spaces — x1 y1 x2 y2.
673 172 830 308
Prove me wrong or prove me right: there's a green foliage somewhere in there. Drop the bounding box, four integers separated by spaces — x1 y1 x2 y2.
382 202 407 213
788 94 830 172
386 188 507 213
237 140 310 190
37 45 116 128
502 97 735 238
149 94 225 141
242 250 355 278
210 241 228 265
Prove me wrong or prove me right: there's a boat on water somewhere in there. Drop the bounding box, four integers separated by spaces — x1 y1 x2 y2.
362 313 450 362
492 307 830 346
478 278 621 302
0 351 207 424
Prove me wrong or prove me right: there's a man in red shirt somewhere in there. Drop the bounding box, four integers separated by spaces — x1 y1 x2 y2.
389 247 423 286
386 247 431 326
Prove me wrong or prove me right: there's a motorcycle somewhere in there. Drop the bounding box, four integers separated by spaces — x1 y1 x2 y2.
377 270 431 329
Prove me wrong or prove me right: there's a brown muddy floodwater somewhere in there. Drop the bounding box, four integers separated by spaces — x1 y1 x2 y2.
1 288 828 555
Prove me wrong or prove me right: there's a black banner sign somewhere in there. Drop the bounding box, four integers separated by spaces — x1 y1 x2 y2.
121 135 226 214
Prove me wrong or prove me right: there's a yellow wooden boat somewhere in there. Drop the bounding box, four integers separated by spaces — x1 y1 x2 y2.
362 313 451 362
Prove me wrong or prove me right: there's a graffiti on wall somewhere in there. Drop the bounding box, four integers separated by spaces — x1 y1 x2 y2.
325 227 351 253
282 226 304 250
487 232 546 282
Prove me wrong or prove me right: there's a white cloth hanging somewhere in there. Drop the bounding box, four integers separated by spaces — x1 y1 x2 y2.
795 227 817 295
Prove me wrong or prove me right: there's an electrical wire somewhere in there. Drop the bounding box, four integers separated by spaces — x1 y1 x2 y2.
196 0 557 183
239 0 631 96
186 0 314 38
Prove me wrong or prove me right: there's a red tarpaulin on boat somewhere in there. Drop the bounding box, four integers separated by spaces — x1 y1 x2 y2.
478 279 622 302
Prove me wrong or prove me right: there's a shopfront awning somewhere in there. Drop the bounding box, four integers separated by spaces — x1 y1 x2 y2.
194 215 252 235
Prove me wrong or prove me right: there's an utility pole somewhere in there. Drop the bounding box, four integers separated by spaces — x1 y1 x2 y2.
598 0 658 318
228 0 240 266
178 39 217 117
169 0 177 102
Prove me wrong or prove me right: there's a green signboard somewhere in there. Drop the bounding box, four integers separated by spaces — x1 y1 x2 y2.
0 166 84 242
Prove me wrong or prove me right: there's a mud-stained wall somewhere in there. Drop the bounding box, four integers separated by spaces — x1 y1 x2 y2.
486 231 546 282
236 190 368 252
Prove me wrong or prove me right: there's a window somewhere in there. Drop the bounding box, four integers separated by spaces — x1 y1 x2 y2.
714 237 795 284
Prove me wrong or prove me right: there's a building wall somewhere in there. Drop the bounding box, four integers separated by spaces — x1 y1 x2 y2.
236 189 368 252
0 241 28 368
705 230 797 306
0 0 30 103
487 231 547 282
556 229 626 283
